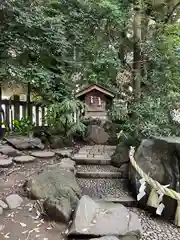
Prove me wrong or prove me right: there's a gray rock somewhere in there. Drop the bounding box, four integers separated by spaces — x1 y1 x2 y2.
44 197 72 223
5 194 23 209
86 125 110 144
24 165 81 223
0 200 8 209
68 195 141 238
111 142 129 168
91 237 119 240
129 137 180 220
5 136 44 150
0 157 13 167
49 135 64 149
54 149 72 158
91 236 139 240
0 145 21 157
13 155 36 163
31 151 55 158
0 207 3 215
59 158 75 173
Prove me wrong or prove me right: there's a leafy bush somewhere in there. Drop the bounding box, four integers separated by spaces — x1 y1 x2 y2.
12 118 35 136
46 98 87 138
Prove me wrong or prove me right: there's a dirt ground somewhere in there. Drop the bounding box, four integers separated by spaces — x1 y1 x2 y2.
0 152 68 240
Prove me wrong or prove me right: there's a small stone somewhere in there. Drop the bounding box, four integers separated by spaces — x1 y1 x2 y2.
5 194 23 209
0 200 8 209
13 155 35 163
0 157 13 167
31 151 55 158
0 207 3 215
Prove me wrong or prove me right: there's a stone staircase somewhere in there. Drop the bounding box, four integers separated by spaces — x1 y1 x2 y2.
72 145 136 206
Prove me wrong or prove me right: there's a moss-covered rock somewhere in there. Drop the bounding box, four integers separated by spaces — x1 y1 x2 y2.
111 142 130 168
24 164 81 223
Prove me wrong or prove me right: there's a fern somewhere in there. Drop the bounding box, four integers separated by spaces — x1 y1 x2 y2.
47 97 86 137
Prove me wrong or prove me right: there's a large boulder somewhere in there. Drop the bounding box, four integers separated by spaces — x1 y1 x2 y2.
24 164 81 223
111 142 129 168
85 119 118 145
129 137 180 220
111 142 130 178
5 136 44 150
49 135 65 149
86 125 110 144
68 195 141 239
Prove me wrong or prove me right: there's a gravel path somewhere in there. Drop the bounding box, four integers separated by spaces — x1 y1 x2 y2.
76 178 131 198
76 165 120 172
130 208 180 240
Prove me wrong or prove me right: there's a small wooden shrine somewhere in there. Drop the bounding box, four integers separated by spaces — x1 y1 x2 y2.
75 84 115 120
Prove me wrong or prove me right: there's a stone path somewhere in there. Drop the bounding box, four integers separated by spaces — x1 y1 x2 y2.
0 147 68 240
73 145 180 240
1 143 180 240
73 145 135 206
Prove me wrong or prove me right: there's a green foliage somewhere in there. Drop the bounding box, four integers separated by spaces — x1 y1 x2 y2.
0 0 179 139
12 118 35 136
47 98 86 137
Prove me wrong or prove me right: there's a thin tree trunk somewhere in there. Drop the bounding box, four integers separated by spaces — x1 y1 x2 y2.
132 1 142 136
133 3 142 100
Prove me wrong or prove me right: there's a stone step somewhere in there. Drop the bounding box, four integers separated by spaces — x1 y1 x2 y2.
76 178 134 204
93 196 137 207
76 171 122 178
72 154 111 165
76 165 124 178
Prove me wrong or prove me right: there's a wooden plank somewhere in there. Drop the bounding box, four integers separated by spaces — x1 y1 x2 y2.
36 106 39 126
22 104 27 119
42 107 45 126
14 95 20 120
5 102 10 129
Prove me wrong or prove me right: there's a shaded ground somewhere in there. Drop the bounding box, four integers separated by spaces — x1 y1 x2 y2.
0 150 67 240
0 147 180 240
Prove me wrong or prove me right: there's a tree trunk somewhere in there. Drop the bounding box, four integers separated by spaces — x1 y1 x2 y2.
132 2 142 136
133 3 142 100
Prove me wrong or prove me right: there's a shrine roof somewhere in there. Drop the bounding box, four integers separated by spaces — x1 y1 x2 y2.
75 84 115 98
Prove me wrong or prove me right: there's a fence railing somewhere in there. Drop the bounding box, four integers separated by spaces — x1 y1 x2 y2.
0 99 47 129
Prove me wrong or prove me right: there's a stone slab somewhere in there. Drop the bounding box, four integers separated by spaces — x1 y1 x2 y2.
93 196 137 207
72 157 111 165
68 195 142 237
31 151 55 158
0 145 21 157
76 171 122 178
13 155 36 163
0 158 13 167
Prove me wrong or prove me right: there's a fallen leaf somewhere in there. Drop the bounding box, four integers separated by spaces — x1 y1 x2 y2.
0 225 5 231
4 232 10 239
20 222 27 227
28 207 33 212
46 227 52 230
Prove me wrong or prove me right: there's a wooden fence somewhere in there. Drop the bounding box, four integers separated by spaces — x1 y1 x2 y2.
0 99 47 129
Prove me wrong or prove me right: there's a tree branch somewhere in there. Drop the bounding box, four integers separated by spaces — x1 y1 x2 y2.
164 2 180 24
